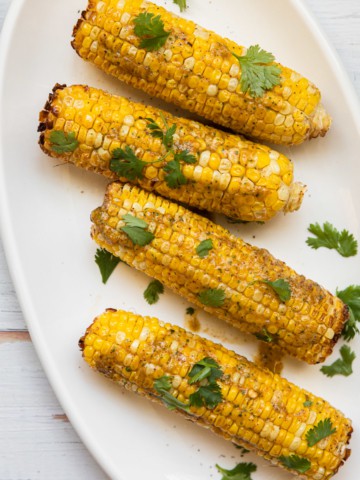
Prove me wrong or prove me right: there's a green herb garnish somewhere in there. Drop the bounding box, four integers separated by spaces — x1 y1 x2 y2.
254 328 278 344
121 214 155 246
94 248 121 284
336 285 360 340
174 150 197 164
261 279 291 302
196 239 213 258
49 130 79 153
216 462 257 480
133 13 170 51
320 345 356 377
163 159 187 188
144 279 164 305
341 310 359 341
306 222 358 257
173 0 187 12
110 146 147 181
186 307 195 315
154 375 189 411
189 383 222 409
198 288 226 307
278 455 311 474
303 398 313 408
188 357 222 384
232 45 281 98
306 418 336 447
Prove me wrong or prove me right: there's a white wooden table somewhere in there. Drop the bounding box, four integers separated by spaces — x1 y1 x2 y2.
0 0 359 478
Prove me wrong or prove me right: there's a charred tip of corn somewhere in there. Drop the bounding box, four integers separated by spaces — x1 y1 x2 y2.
309 103 332 139
283 182 307 213
78 335 85 351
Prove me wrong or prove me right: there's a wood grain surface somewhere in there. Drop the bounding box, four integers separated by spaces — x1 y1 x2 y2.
0 0 359 478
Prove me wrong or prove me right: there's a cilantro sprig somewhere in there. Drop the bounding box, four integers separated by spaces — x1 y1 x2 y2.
216 462 257 480
49 130 79 153
189 383 222 408
121 214 155 246
198 288 226 307
232 45 281 98
188 357 222 384
95 248 121 284
336 285 360 341
188 357 223 409
320 345 356 377
306 222 358 257
154 375 189 411
110 146 147 181
173 0 187 12
254 328 278 344
196 239 213 258
306 418 336 447
278 455 311 474
251 278 291 302
133 13 170 51
144 279 164 305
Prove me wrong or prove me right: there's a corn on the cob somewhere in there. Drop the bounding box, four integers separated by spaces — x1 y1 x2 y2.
80 309 352 479
72 0 331 146
91 182 348 364
39 84 305 222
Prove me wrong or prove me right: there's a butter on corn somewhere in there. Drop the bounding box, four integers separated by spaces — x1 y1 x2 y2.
80 309 352 479
72 0 331 146
39 84 305 222
90 182 348 364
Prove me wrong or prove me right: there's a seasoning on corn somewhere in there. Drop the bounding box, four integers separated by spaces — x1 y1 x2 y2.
38 84 306 222
71 0 331 146
90 182 348 365
80 309 352 479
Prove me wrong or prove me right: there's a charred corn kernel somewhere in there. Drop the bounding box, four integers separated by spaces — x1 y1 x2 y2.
39 84 306 222
80 309 352 479
91 183 348 364
72 0 331 146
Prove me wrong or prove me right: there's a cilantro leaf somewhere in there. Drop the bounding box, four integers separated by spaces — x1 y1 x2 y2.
306 418 336 447
174 150 197 164
144 279 164 305
94 248 121 284
164 159 187 188
196 239 213 258
341 310 359 341
188 357 222 384
233 45 281 98
173 0 187 12
146 117 165 140
303 398 313 408
49 130 79 153
278 455 311 474
254 328 278 344
154 375 190 411
336 285 360 320
189 382 222 409
320 345 356 377
133 13 170 51
121 214 155 246
186 307 195 315
163 124 176 150
262 279 291 302
110 146 146 181
198 288 226 307
306 222 358 257
216 462 257 480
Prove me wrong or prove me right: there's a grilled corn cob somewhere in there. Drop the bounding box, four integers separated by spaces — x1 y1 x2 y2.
39 84 305 222
72 0 331 146
80 309 352 479
91 182 348 364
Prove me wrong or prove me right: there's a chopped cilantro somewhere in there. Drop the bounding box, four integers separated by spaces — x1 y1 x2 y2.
154 375 189 411
196 239 213 258
278 455 311 474
164 159 188 188
143 279 164 305
49 130 79 153
262 279 291 302
133 13 170 51
174 150 197 164
198 288 226 307
94 248 121 283
232 45 281 98
254 328 278 343
173 0 187 12
306 418 336 447
303 398 313 408
110 146 147 181
216 462 257 480
189 382 222 409
320 345 356 377
306 222 358 257
188 357 222 384
186 307 195 315
121 214 154 246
